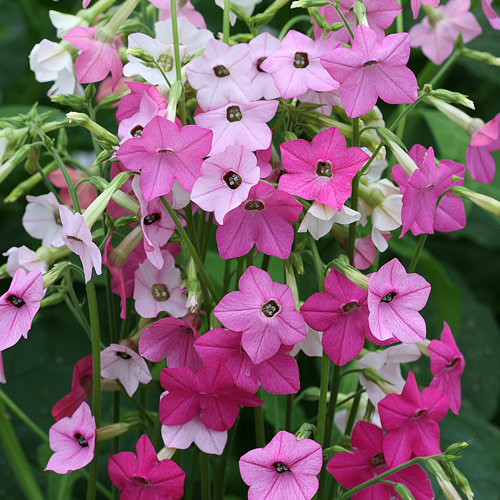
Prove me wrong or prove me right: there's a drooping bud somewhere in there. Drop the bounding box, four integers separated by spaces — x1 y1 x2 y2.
423 85 475 110
451 186 500 218
66 112 119 148
377 127 417 175
332 255 369 290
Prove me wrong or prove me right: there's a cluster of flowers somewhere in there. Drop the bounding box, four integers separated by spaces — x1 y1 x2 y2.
1 0 498 498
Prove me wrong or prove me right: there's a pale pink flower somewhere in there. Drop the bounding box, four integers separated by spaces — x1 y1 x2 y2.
23 193 64 247
412 0 440 19
150 0 206 27
298 203 360 240
48 167 97 210
482 0 500 29
3 246 47 277
0 354 5 384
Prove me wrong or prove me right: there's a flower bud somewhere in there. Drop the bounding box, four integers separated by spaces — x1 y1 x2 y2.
96 419 141 441
66 112 119 148
49 94 87 109
308 7 330 30
460 46 500 66
186 257 201 314
377 127 417 175
393 483 416 500
451 186 500 218
292 0 330 8
126 47 156 65
40 291 65 307
167 81 184 123
353 0 368 26
24 145 40 175
440 460 474 500
301 386 321 401
426 460 462 500
332 255 369 290
157 447 176 461
444 441 471 456
88 174 139 215
423 85 475 110
43 261 71 288
295 423 316 440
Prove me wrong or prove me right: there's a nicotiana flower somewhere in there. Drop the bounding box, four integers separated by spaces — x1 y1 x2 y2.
379 371 448 466
49 9 88 37
367 258 431 343
100 344 152 397
482 0 500 29
48 167 97 210
279 127 369 210
191 145 260 224
289 327 323 358
214 0 261 24
60 205 102 283
259 30 339 99
214 266 307 364
428 322 465 415
327 421 434 500
109 434 185 499
0 268 44 352
45 402 96 474
321 25 418 118
23 193 64 247
216 181 302 259
116 115 213 200
150 0 206 27
3 246 47 277
411 0 440 19
239 430 323 500
153 18 213 56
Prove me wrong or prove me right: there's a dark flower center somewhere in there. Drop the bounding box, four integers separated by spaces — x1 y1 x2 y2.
262 299 280 318
143 212 161 226
293 52 309 69
53 209 62 225
8 294 25 308
273 461 290 473
371 453 385 468
223 171 242 189
380 291 397 303
131 125 143 137
158 53 174 72
363 60 378 67
157 148 173 154
244 200 265 211
116 351 132 360
446 357 459 369
152 284 170 302
256 57 266 72
342 301 360 313
133 476 152 485
226 105 242 122
213 64 230 77
74 433 89 447
316 160 332 177
413 408 427 419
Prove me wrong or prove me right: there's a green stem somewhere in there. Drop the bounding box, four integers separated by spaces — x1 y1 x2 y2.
344 381 362 436
278 14 311 39
255 389 266 447
330 0 354 39
429 49 460 87
408 234 428 273
214 416 239 499
201 213 214 262
201 453 211 500
307 233 325 290
347 117 360 264
316 354 330 445
170 0 186 124
223 0 230 43
285 394 293 431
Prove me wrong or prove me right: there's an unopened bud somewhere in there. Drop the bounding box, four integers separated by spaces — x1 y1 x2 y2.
292 0 330 8
377 127 416 175
423 85 475 110
283 131 298 142
186 257 201 313
97 91 128 109
425 96 482 136
24 145 40 175
50 94 87 109
290 252 305 275
157 447 176 461
301 386 321 401
96 419 141 441
460 46 500 66
440 461 474 500
167 81 183 123
43 261 70 288
332 255 369 290
0 144 33 184
66 112 119 148
416 339 430 357
426 460 462 500
308 7 329 29
88 174 139 215
295 423 316 440
393 483 416 500
353 0 368 26
85 82 96 101
127 47 155 65
444 441 471 456
451 186 500 218
40 291 65 307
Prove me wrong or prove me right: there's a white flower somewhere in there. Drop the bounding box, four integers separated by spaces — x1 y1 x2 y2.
290 326 323 357
3 246 47 277
214 0 262 25
49 10 88 37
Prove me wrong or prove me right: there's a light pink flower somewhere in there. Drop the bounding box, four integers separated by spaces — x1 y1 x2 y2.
48 167 97 210
191 145 260 224
116 115 213 201
3 246 47 277
100 344 152 397
214 266 307 364
23 193 64 247
411 0 440 19
60 205 102 283
0 354 5 384
321 25 418 118
367 258 431 343
150 0 206 27
482 0 500 29
260 30 339 99
429 322 465 415
0 268 43 351
239 430 323 500
45 402 96 474
109 434 185 499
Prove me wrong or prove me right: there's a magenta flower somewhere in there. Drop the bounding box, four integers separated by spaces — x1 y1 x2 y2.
0 268 43 352
482 0 500 29
379 371 448 466
159 362 262 431
466 112 500 183
49 167 97 210
194 328 300 394
214 266 307 364
368 258 431 343
259 30 339 99
194 99 278 155
301 268 370 366
321 25 418 118
411 0 440 19
191 145 260 224
216 181 302 259
279 127 369 210
60 205 102 283
239 430 323 500
109 434 185 499
63 26 122 89
45 402 96 474
429 322 465 415
116 115 213 201
139 317 203 371
327 421 433 500
392 145 466 236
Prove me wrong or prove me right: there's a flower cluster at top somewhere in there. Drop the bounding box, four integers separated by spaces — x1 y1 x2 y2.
0 0 497 498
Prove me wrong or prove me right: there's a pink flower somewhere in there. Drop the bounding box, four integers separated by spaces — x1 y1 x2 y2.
379 371 448 466
63 26 122 89
368 258 431 343
466 112 500 183
23 193 64 248
45 402 96 474
321 25 418 118
239 430 323 500
48 168 97 210
194 328 300 394
392 145 466 236
429 322 465 415
482 0 500 29
0 268 43 351
259 30 339 99
150 0 206 27
191 145 260 224
60 205 102 283
0 353 5 384
116 115 213 201
100 344 152 397
279 127 369 210
214 266 307 364
109 434 185 499
159 362 262 431
327 421 433 500
216 181 302 259
194 99 278 155
3 246 47 277
139 317 202 370
409 0 481 65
